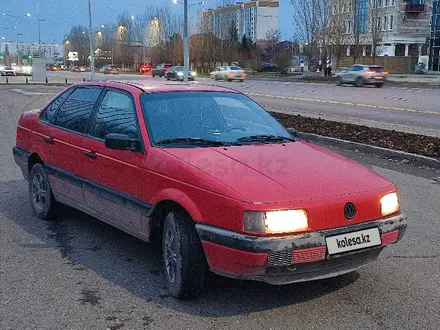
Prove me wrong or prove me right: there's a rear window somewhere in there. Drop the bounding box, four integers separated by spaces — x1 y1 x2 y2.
368 66 383 72
230 66 242 71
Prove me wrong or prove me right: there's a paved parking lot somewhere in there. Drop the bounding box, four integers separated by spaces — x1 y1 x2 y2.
1 85 439 330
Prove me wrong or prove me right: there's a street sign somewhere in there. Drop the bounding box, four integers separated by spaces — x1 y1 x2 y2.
68 51 79 61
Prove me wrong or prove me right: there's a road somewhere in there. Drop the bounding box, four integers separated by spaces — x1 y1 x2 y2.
2 71 440 137
1 85 440 330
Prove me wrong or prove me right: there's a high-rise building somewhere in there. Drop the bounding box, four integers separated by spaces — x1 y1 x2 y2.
202 1 279 42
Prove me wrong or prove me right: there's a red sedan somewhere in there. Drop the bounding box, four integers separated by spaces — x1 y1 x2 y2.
139 64 152 74
13 81 407 299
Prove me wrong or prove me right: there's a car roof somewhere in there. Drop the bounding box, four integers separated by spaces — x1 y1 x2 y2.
72 80 240 94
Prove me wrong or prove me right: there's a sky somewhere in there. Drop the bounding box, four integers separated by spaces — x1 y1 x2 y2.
0 0 293 44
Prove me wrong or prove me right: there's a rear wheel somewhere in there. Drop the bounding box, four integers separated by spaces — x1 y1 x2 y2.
162 212 205 299
355 77 363 87
376 83 384 88
29 164 60 220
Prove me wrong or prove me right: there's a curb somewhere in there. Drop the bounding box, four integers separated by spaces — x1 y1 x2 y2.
298 132 440 170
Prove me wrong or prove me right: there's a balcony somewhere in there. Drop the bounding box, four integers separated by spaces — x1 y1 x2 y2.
405 3 426 13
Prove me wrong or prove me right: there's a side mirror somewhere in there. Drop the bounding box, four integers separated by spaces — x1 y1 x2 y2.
105 133 141 152
287 128 298 139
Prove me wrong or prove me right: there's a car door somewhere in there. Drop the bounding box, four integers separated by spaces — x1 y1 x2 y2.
37 88 82 202
82 88 146 233
48 86 104 206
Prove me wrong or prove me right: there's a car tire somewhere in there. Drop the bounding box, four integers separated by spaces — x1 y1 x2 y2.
152 74 156 78
337 77 343 86
162 211 205 299
166 76 170 80
29 163 60 220
239 79 244 82
376 83 384 88
355 77 363 87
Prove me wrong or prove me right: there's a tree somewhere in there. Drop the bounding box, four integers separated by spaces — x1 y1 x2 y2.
225 20 239 65
66 25 90 66
327 0 349 68
369 0 386 64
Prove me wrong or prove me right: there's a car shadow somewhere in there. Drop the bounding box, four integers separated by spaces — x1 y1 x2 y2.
1 179 360 317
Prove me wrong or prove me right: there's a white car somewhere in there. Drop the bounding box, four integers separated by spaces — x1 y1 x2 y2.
211 66 246 82
1 66 15 76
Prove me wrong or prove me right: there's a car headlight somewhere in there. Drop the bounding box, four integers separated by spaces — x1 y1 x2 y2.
381 192 400 216
243 210 308 234
191 71 196 76
177 72 184 76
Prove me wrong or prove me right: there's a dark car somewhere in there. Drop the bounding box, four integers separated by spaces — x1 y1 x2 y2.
13 80 407 299
166 66 195 81
259 62 278 72
152 63 172 77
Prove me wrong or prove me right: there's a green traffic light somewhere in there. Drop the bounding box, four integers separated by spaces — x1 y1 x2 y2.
28 55 32 59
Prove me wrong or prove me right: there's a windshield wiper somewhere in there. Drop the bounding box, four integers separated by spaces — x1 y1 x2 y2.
236 135 296 143
156 137 226 146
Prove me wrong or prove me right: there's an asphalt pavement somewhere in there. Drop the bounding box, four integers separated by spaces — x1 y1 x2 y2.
2 71 439 138
1 85 440 330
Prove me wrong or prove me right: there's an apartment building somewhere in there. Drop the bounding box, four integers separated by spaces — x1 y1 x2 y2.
202 1 279 42
343 0 431 57
429 0 440 70
0 41 64 59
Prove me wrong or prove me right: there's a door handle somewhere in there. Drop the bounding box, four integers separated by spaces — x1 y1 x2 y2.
44 137 54 144
84 151 97 159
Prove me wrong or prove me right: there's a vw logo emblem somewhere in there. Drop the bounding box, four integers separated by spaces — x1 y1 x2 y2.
344 202 356 220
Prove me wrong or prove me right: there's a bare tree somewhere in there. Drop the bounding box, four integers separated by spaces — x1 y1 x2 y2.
291 0 326 69
326 0 348 68
369 0 386 64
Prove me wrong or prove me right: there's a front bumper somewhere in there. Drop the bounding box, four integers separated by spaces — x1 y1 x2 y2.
196 213 407 285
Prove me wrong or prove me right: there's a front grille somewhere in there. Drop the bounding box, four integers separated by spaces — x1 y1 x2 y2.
267 249 292 267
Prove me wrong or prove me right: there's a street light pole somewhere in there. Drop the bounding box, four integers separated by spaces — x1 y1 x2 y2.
88 0 95 80
183 0 189 82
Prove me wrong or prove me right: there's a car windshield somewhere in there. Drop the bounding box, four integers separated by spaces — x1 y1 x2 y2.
174 66 184 71
141 92 293 147
230 66 242 71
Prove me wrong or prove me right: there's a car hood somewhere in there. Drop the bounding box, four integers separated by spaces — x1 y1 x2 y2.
163 141 392 204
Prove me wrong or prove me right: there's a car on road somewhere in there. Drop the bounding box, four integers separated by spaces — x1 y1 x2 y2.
210 66 246 81
166 66 196 81
139 64 152 74
152 63 172 77
258 62 278 72
337 64 388 87
101 65 119 74
1 66 16 76
13 80 407 299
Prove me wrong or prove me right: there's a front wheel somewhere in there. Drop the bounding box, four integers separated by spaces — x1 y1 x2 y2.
29 163 60 220
162 212 205 299
376 83 384 88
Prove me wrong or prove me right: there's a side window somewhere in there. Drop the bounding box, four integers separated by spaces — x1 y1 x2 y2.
41 90 71 123
54 87 102 134
90 90 139 140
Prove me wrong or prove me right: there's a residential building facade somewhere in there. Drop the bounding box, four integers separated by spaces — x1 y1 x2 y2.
202 1 279 42
0 41 64 60
342 0 431 57
429 0 440 70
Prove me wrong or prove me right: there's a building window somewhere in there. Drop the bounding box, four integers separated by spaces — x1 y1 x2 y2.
389 14 394 30
385 0 389 7
383 16 388 31
378 16 382 30
390 0 395 6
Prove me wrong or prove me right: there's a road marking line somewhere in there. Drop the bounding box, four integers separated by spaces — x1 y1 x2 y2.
245 92 440 116
10 88 53 96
